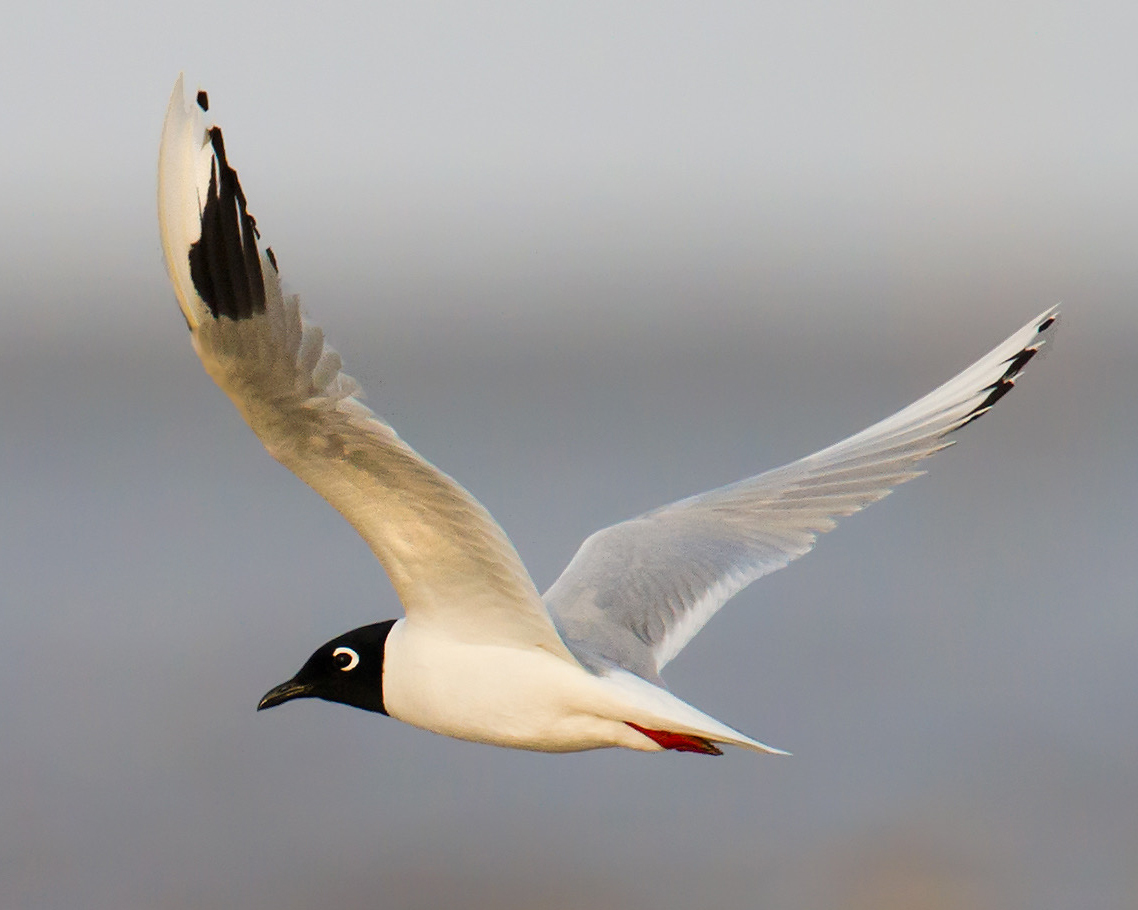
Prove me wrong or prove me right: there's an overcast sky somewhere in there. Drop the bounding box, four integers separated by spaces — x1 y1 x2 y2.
4 1 1137 335
2 3 1136 909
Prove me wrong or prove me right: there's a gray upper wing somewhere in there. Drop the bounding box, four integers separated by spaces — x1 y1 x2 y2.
544 307 1060 683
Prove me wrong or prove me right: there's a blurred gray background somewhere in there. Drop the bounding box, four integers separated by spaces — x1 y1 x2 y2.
2 2 1135 908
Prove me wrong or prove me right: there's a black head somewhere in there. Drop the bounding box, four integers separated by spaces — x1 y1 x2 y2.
257 620 396 715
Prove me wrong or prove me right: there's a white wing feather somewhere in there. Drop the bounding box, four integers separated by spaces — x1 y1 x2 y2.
158 77 577 662
544 307 1060 683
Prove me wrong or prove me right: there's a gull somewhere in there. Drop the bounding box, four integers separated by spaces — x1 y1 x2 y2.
158 77 1059 756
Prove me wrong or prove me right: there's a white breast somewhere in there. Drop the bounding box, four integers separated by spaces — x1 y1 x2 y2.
381 619 661 752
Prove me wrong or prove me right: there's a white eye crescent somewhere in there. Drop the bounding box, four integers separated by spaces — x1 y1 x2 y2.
332 646 359 671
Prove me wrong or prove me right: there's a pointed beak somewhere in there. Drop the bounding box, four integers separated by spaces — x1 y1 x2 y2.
257 677 315 711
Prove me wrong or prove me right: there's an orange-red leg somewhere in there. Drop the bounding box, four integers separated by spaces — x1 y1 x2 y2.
626 722 723 755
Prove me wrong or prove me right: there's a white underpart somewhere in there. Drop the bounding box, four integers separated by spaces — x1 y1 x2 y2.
381 619 784 753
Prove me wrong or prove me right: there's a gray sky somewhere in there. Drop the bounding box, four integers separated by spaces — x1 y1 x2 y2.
4 0 1137 334
2 3 1136 908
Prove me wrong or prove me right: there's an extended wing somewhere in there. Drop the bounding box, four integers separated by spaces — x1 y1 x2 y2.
544 307 1059 683
158 77 576 662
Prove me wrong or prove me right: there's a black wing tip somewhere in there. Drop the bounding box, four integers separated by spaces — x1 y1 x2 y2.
1003 344 1039 380
196 90 209 112
953 307 1060 432
186 124 267 322
955 368 1023 431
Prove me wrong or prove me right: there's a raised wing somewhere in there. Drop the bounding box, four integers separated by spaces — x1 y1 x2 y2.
545 307 1060 683
158 77 576 662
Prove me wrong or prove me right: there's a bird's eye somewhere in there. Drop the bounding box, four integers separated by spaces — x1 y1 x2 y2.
332 646 359 671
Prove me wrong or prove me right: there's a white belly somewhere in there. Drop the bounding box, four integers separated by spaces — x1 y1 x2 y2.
381 619 660 752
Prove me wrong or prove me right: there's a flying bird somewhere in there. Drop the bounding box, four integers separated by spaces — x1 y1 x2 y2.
158 77 1058 756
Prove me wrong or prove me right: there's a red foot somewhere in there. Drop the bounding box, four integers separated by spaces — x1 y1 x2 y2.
626 722 723 755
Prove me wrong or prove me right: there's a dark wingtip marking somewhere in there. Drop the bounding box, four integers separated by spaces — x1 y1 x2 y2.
187 125 267 321
266 246 278 272
1004 345 1038 379
626 722 724 755
953 317 1057 433
958 377 1016 429
977 377 1017 411
196 90 209 112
